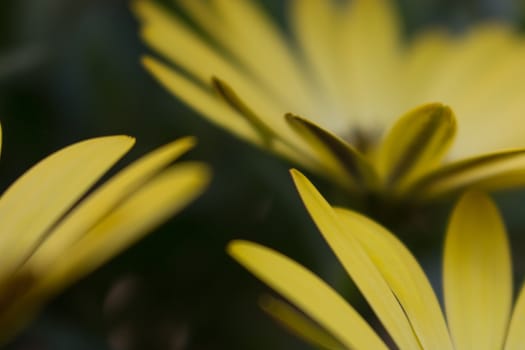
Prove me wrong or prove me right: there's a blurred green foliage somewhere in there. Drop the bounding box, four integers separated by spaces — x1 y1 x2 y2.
0 0 524 349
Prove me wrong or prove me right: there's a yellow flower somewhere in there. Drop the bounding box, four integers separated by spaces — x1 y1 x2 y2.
135 0 525 201
229 170 525 349
0 125 210 342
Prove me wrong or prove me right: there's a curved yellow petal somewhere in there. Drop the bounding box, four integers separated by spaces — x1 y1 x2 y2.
228 240 387 350
456 167 525 192
260 295 345 350
26 137 198 271
375 103 456 194
409 148 525 200
0 162 210 340
505 282 525 350
178 0 314 113
290 0 347 121
400 30 450 113
338 0 401 127
0 136 135 282
444 191 512 350
334 207 453 350
291 169 420 350
141 56 260 143
209 78 326 171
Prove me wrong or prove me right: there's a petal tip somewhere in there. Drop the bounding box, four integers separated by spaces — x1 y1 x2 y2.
289 168 308 184
227 239 253 259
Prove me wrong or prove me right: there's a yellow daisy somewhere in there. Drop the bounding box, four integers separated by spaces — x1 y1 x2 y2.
135 0 525 201
229 170 525 349
0 124 210 342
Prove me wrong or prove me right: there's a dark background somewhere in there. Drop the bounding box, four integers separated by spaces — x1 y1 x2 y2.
0 0 524 349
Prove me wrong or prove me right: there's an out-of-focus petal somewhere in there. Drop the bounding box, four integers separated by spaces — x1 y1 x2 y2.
0 136 134 282
444 191 512 350
291 169 420 350
228 240 387 350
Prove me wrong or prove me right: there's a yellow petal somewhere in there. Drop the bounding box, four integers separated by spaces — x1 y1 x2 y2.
444 191 512 350
228 240 387 350
260 295 345 350
26 137 198 271
291 169 420 350
400 30 450 113
286 114 378 192
0 136 135 282
211 77 282 146
505 283 525 350
338 0 401 127
452 167 525 192
290 0 347 121
135 0 248 88
409 148 525 200
210 78 328 170
334 207 453 350
141 56 260 143
178 0 315 114
374 103 456 194
0 162 210 338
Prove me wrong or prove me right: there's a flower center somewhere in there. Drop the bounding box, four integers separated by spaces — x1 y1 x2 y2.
344 127 380 154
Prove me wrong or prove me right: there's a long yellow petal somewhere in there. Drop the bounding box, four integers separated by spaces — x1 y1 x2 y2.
505 283 525 350
400 30 450 114
228 240 387 350
0 162 210 340
455 167 525 192
290 0 347 122
26 137 197 271
409 148 525 200
0 136 134 282
291 169 420 350
334 207 453 350
444 191 512 350
209 0 312 111
338 0 401 128
177 0 315 114
141 56 259 143
260 295 345 350
374 103 456 194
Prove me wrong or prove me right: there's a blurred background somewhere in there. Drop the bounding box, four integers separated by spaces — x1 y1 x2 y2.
1 0 524 349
